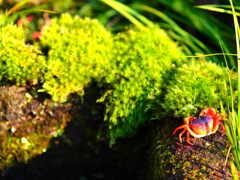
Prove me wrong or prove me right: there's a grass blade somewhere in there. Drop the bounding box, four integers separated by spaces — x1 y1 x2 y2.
100 0 154 28
225 0 240 174
130 4 224 61
6 0 29 16
196 5 240 16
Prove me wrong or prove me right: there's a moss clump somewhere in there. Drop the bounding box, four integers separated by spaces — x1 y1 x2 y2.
40 13 186 140
161 59 238 118
98 27 185 141
40 13 113 102
0 24 45 85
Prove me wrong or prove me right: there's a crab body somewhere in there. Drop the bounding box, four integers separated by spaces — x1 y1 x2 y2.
190 116 215 136
173 108 228 145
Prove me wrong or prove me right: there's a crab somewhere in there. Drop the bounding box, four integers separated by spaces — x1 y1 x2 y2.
173 108 229 145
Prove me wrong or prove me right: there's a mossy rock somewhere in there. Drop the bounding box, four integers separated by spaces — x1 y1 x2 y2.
0 86 71 169
2 13 188 142
149 119 233 179
39 13 187 141
98 26 186 141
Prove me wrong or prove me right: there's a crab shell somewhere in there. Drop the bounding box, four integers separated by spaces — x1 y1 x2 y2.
191 116 216 137
172 108 228 145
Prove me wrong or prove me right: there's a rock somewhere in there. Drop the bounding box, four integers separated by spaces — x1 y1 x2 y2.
0 86 71 170
149 119 233 179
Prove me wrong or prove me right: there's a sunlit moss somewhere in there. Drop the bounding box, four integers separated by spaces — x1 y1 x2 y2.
98 26 186 141
40 13 113 102
0 24 45 85
40 13 186 141
162 59 238 118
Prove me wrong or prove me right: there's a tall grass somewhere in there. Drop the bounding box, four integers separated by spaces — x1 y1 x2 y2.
224 1 240 178
227 1 240 178
199 1 240 179
1 0 236 66
98 0 236 66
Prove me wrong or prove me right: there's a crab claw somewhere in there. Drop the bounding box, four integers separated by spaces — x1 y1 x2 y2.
199 108 217 116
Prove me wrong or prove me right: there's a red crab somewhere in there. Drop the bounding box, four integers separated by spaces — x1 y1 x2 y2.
173 108 229 145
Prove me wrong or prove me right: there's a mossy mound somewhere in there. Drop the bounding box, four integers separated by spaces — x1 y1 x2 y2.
39 13 187 141
161 59 238 118
98 26 186 141
40 13 113 102
0 24 45 85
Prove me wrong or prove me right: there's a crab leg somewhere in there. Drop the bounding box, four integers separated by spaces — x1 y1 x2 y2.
178 129 187 143
218 122 226 136
219 117 229 124
186 131 193 146
173 125 196 145
173 125 187 135
212 117 228 135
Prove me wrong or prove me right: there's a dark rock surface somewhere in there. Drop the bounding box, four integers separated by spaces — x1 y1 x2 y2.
150 119 234 180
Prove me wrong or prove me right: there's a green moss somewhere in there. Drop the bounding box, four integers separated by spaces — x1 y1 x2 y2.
40 13 186 140
40 13 113 102
161 59 238 118
2 13 235 145
0 24 46 85
98 27 185 141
